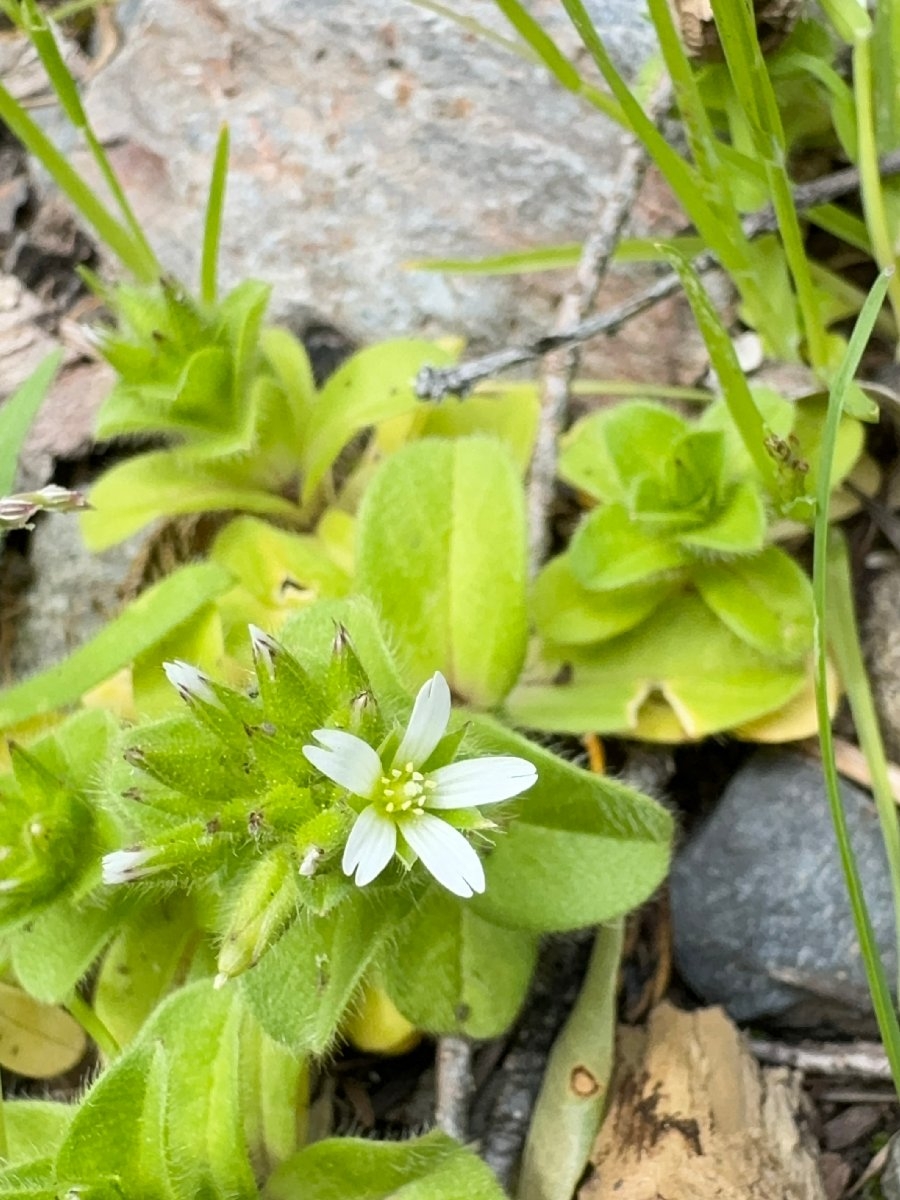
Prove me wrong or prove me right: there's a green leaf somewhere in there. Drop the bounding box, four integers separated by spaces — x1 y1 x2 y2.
381 890 537 1036
81 451 301 551
420 389 540 473
301 339 457 500
569 505 688 590
409 244 583 274
677 480 767 554
510 594 807 739
465 716 672 932
0 562 235 728
10 893 131 1003
2 1102 72 1166
532 555 672 645
356 438 528 706
56 1043 173 1199
693 547 814 660
132 982 256 1200
0 352 62 497
260 326 317 443
241 897 392 1054
93 896 204 1048
559 403 687 504
264 1130 508 1200
210 515 350 654
0 984 85 1078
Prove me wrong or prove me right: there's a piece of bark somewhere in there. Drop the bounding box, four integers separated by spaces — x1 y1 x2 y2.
582 1003 827 1200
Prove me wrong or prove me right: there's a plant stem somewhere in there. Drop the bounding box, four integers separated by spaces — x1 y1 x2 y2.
65 991 120 1060
827 528 900 1002
813 266 900 1095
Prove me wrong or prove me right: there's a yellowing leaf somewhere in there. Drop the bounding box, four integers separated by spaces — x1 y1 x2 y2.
0 981 86 1078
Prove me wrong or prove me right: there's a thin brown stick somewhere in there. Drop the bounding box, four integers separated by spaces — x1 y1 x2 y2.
416 149 900 402
526 79 671 572
799 736 900 807
750 1037 893 1080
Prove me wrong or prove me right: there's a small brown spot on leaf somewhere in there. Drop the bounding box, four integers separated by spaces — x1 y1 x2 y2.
571 1065 601 1098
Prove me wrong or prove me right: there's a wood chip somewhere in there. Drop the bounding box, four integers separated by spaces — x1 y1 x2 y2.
582 1003 827 1199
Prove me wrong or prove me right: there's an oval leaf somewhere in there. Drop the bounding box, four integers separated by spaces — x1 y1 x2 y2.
356 437 528 706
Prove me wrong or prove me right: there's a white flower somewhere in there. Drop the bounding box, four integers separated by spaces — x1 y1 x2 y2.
302 672 537 898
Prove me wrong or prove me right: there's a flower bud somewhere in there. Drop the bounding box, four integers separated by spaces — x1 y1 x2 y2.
215 851 298 986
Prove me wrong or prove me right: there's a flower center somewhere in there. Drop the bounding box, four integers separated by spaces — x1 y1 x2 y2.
375 761 438 818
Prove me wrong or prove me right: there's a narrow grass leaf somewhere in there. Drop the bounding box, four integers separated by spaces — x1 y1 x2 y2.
201 125 230 305
0 352 61 496
0 562 234 728
812 267 900 1093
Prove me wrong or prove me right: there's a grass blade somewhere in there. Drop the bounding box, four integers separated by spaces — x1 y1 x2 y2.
201 125 230 306
0 79 152 279
827 528 900 999
812 267 900 1092
19 0 158 279
0 352 62 496
0 562 234 728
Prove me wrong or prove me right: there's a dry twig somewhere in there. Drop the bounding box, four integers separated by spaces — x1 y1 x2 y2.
750 1037 893 1081
416 149 900 403
526 76 671 570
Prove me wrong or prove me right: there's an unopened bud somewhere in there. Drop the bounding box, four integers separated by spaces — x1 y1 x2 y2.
0 486 89 530
215 851 298 983
248 624 279 679
163 660 220 706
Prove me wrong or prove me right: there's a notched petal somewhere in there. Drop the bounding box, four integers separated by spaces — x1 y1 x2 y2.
394 672 452 768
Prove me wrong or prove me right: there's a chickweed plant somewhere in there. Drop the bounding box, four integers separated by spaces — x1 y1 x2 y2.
0 0 899 1196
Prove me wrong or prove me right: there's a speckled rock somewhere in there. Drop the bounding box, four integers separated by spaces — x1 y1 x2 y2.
9 506 143 681
670 751 896 1032
43 0 707 374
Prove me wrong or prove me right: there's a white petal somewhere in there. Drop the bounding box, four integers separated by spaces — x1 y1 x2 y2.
342 806 397 886
303 730 382 797
428 756 538 809
163 660 218 705
393 672 452 769
401 812 485 897
102 847 156 885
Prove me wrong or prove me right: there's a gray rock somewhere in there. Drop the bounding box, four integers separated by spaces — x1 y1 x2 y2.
64 0 661 348
10 504 143 681
670 751 897 1031
864 563 900 764
881 1133 900 1200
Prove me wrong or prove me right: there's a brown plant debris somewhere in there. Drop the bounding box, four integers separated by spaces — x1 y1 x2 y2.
582 1003 827 1200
